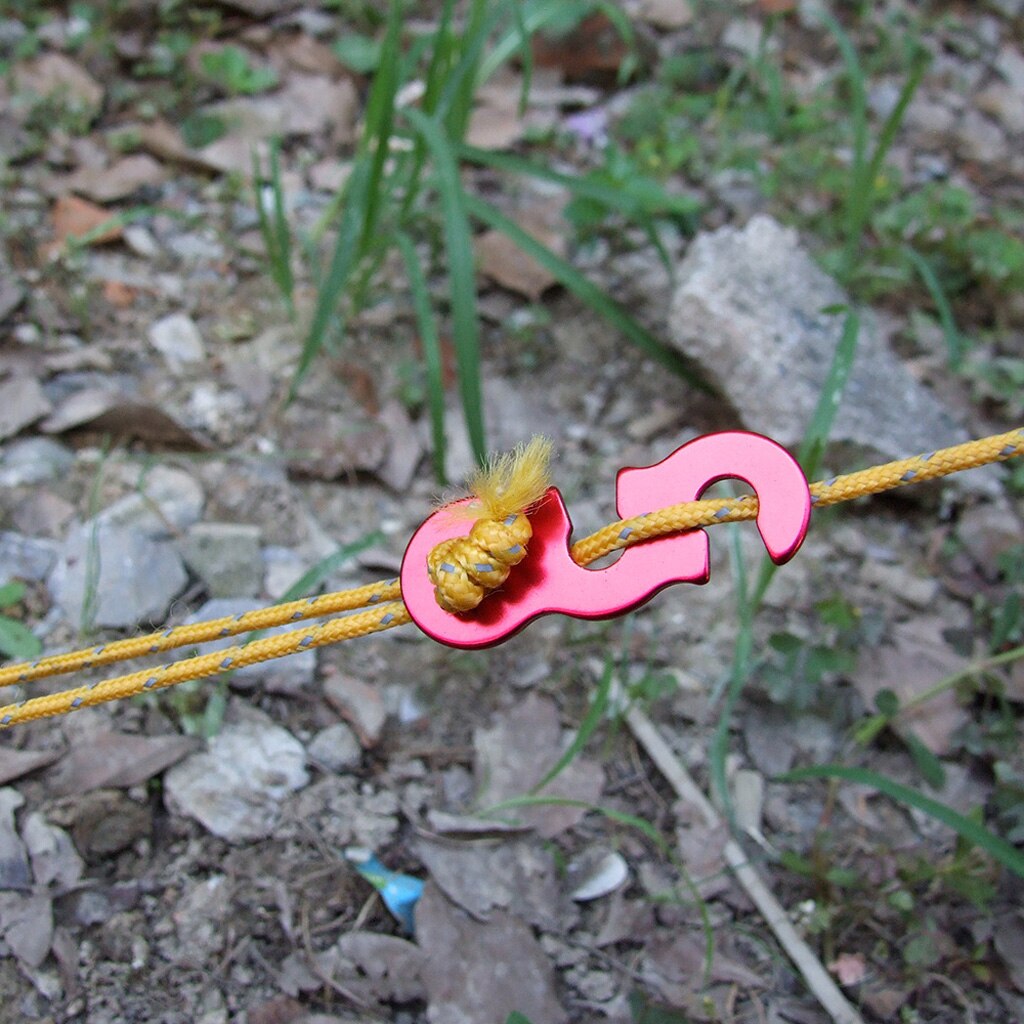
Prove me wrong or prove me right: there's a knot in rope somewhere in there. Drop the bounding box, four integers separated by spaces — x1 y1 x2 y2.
424 436 552 614
427 512 533 612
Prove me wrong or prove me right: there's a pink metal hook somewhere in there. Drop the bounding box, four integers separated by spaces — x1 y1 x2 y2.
401 431 811 649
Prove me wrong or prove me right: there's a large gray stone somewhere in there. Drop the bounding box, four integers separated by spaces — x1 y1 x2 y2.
669 216 975 477
49 519 188 629
0 532 58 582
164 708 308 842
0 437 74 487
180 522 262 598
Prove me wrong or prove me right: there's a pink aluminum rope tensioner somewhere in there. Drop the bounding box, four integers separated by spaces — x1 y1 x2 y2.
401 431 812 650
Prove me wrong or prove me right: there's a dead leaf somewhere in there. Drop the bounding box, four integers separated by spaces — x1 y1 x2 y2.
275 33 346 76
758 0 797 11
0 377 53 441
58 154 166 203
850 618 970 755
102 279 138 307
415 835 570 930
0 788 31 891
643 930 764 1007
316 932 426 1005
279 409 389 480
40 389 209 450
13 53 103 120
45 731 198 796
466 105 526 151
475 211 567 302
531 12 631 83
51 194 123 249
375 399 424 493
21 813 83 889
0 747 62 786
246 996 305 1024
828 952 868 987
415 882 567 1024
473 693 604 838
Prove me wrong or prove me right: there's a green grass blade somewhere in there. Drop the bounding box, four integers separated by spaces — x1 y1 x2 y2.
781 764 1024 879
903 245 965 369
530 654 613 795
397 231 448 484
438 0 494 143
293 159 371 397
510 0 533 113
466 195 713 392
403 108 487 464
865 52 927 195
273 531 386 605
478 0 591 85
358 0 403 253
797 309 860 480
713 310 859 814
459 144 700 224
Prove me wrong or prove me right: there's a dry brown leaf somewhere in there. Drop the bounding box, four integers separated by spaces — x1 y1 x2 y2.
51 194 122 246
475 212 567 302
643 930 765 1007
13 53 103 119
415 882 567 1024
46 731 198 796
850 618 970 755
828 952 868 987
275 33 346 76
473 693 604 838
102 279 138 308
531 12 631 83
40 389 209 450
59 153 166 203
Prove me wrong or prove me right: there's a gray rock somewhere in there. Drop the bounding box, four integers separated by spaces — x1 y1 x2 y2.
0 377 52 440
0 437 75 487
164 709 308 842
184 598 316 694
180 522 262 598
147 313 205 372
307 723 362 773
956 109 1008 164
669 216 975 476
0 532 58 582
102 465 205 534
262 546 307 599
996 44 1024 91
49 519 187 629
976 83 1024 134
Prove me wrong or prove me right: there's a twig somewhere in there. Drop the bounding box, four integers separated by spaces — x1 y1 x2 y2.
625 706 866 1024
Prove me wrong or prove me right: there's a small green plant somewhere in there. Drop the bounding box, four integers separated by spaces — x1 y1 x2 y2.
200 45 278 96
0 581 41 662
257 0 710 483
758 595 865 712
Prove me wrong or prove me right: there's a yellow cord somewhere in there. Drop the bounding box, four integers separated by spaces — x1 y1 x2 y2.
1 427 1020 729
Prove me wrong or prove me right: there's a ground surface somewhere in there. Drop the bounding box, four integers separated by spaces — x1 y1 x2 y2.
0 2 1023 1023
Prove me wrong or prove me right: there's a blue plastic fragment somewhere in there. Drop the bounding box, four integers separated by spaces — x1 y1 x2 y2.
346 848 424 934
